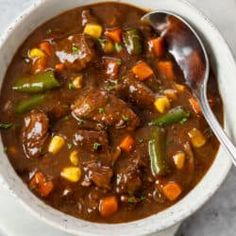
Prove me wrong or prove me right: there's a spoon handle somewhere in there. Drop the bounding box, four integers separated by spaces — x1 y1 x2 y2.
200 89 236 166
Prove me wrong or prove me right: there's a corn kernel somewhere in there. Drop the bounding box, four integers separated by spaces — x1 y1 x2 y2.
84 23 103 38
69 151 79 166
188 128 206 148
173 152 186 170
28 48 45 59
154 96 170 113
72 75 83 89
174 83 185 92
61 167 81 183
103 40 114 53
48 136 65 154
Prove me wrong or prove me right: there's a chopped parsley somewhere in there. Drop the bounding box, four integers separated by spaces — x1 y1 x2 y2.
127 197 136 203
114 43 123 53
46 28 52 35
180 117 188 124
122 115 129 122
72 45 80 54
68 82 75 90
99 107 105 114
138 138 144 144
67 143 73 150
0 123 13 129
93 142 102 151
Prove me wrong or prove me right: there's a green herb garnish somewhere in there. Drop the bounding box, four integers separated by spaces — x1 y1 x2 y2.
122 115 129 122
99 107 105 114
114 43 123 53
67 143 73 150
72 45 80 54
0 123 13 129
93 142 102 151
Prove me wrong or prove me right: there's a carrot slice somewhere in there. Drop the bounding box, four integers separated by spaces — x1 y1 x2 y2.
162 182 182 201
29 171 54 197
32 57 47 73
55 63 65 72
132 61 154 81
105 28 122 42
189 97 201 114
99 196 118 217
157 61 176 80
148 37 165 57
119 135 135 152
38 181 54 197
39 41 52 56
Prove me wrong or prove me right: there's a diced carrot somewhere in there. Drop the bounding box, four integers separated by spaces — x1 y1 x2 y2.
29 171 54 197
39 41 52 56
29 171 45 189
148 37 165 57
189 97 201 114
32 57 47 73
99 196 118 217
38 181 54 197
55 63 65 72
132 61 154 81
157 61 176 80
119 135 135 152
162 182 182 201
105 28 122 43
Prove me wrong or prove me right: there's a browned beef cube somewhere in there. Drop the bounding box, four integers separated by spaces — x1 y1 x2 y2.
72 90 140 130
116 158 142 195
83 161 113 189
73 129 109 152
117 73 156 109
21 110 49 159
55 34 95 71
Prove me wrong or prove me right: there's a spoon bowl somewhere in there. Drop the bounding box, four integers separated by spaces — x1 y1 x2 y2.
142 11 236 165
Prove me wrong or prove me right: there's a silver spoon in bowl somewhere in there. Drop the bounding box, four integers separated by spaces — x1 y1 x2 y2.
142 11 236 165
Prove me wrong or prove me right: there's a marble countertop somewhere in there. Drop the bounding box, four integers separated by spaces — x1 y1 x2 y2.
0 0 236 236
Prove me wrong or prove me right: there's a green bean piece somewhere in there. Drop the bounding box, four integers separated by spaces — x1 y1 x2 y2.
148 127 169 176
12 71 60 93
149 106 190 127
123 28 142 55
15 94 45 114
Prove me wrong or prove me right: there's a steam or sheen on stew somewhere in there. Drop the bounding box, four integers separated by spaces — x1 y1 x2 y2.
0 2 223 223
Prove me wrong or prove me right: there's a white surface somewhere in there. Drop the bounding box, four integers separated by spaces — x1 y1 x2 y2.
0 0 235 236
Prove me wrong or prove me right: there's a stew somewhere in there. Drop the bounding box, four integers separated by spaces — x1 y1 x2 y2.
0 2 223 223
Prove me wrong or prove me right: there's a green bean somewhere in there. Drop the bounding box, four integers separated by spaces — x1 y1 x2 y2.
148 127 169 176
12 71 60 93
149 106 190 127
15 94 45 114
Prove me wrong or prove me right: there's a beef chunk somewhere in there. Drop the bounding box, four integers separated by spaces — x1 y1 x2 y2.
116 158 142 195
22 110 49 158
117 73 156 109
72 90 140 130
55 34 95 71
83 161 113 189
73 129 109 152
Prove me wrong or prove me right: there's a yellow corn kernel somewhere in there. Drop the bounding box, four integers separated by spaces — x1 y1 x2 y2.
174 83 185 92
173 152 186 170
84 23 103 38
48 136 65 154
188 128 206 148
103 40 114 53
154 96 170 113
61 167 81 183
69 151 79 166
28 48 45 59
72 75 83 89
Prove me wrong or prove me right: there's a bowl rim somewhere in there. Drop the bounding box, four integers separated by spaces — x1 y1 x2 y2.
0 0 234 235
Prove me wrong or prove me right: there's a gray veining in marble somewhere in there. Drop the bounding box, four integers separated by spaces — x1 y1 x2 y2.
0 0 236 236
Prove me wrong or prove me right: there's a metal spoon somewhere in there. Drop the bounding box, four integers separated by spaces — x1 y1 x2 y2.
142 11 236 166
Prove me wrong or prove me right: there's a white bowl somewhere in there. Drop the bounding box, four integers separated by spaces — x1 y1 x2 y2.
0 0 235 235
